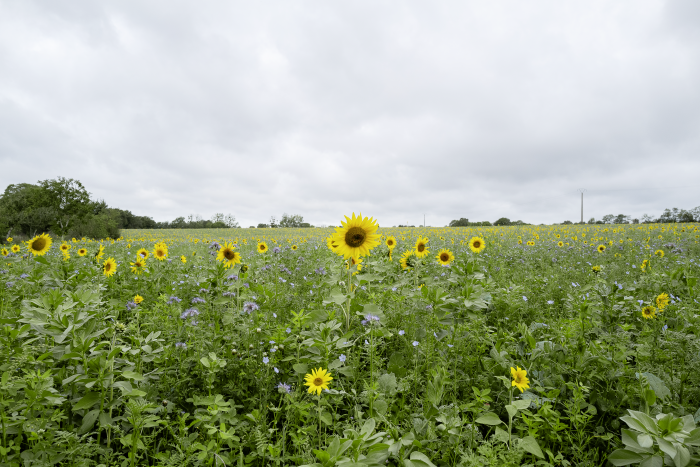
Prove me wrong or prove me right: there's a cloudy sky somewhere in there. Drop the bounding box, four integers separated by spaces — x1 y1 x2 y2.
1 1 699 227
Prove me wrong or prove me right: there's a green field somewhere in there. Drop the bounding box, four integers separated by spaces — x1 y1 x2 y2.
1 221 699 466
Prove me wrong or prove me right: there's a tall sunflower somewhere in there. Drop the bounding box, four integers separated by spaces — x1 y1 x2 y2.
11 244 20 253
385 236 397 250
304 368 332 396
469 237 485 253
95 244 105 262
103 258 117 277
641 305 656 319
597 245 606 253
257 242 268 254
656 293 670 310
654 249 664 258
331 213 381 259
77 248 87 257
153 242 168 261
60 243 70 253
414 236 429 258
345 256 363 275
26 233 52 256
217 242 242 268
436 249 454 266
137 248 149 260
400 249 416 270
1 248 8 256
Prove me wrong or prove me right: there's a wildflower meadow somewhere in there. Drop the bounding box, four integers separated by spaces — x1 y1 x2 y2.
1 215 700 466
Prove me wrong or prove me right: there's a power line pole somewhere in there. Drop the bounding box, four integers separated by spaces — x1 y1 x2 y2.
578 188 586 223
423 214 425 228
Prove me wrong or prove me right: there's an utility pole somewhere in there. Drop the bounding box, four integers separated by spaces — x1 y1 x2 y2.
423 214 425 228
578 188 586 224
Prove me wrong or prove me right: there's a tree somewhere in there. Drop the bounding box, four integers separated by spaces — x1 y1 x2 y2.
211 213 225 224
269 216 278 228
613 214 630 224
224 214 240 228
279 213 304 228
587 218 596 224
494 217 511 226
641 213 654 223
449 218 470 227
257 223 269 228
601 214 614 224
561 220 573 225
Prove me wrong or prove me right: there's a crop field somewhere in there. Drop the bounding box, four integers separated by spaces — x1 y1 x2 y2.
1 216 700 466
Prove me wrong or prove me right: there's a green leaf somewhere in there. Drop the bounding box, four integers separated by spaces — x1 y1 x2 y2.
512 399 530 411
121 371 144 381
73 392 101 411
505 405 518 418
607 449 645 466
34 256 50 266
78 409 100 434
638 373 671 400
475 412 503 426
319 412 333 426
407 451 437 467
519 436 544 459
293 363 309 375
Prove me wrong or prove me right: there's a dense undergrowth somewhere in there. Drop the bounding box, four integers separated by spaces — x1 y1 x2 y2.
1 222 700 466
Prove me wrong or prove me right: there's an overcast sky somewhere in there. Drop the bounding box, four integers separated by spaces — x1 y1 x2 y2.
1 1 699 227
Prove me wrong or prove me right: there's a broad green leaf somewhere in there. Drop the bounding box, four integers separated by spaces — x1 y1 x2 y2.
519 436 544 459
607 449 645 466
293 363 309 375
78 409 100 434
73 392 101 411
475 412 503 426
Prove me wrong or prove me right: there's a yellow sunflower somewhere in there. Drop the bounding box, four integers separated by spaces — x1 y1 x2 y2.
304 368 333 396
26 233 52 256
510 366 530 393
400 249 415 270
130 257 146 275
641 305 656 319
385 236 397 250
436 249 454 266
1 248 8 256
557 241 564 247
591 265 601 273
414 236 429 258
469 237 485 253
257 242 268 254
60 243 70 252
291 245 298 251
153 243 168 261
641 259 650 272
331 213 381 259
95 244 105 262
597 245 606 253
103 258 117 277
6 237 13 242
217 242 242 268
345 256 363 275
134 295 144 304
137 248 149 260
180 255 187 263
656 293 670 310
11 244 20 253
77 248 87 257
654 249 664 258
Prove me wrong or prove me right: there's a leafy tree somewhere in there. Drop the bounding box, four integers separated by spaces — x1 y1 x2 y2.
279 213 305 228
601 214 615 224
561 220 573 225
494 217 511 226
257 223 269 228
449 218 470 227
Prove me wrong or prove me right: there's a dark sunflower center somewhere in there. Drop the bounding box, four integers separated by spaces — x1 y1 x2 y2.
387 240 394 246
345 227 367 248
260 245 266 250
105 263 112 271
313 377 323 386
223 249 235 260
440 253 449 261
473 241 481 249
32 238 46 250
417 243 425 252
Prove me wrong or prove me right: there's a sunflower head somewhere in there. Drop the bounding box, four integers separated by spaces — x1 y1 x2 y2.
27 233 52 256
1 248 8 256
137 248 149 259
385 236 397 249
469 237 485 253
291 245 298 251
557 241 564 247
217 243 242 268
414 236 429 258
400 250 416 270
257 242 268 254
591 265 601 273
134 295 144 304
331 213 381 259
153 243 168 261
77 248 87 256
656 293 670 310
641 305 656 319
654 249 664 258
436 249 454 266
345 256 363 275
103 258 117 277
180 255 187 263
304 368 332 396
510 366 530 393
60 243 70 252
95 245 105 261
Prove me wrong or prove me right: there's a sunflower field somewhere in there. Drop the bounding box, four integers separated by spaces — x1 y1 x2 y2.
1 216 700 466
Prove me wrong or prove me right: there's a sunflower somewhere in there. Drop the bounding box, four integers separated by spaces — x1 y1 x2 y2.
331 213 381 260
77 248 87 257
526 240 535 246
103 258 117 277
60 243 70 252
510 366 530 393
641 259 650 272
291 245 298 251
95 244 105 262
217 242 242 268
385 236 397 250
1 248 8 256
10 244 19 253
134 295 144 304
557 241 564 247
436 249 454 266
597 245 606 253
469 237 485 253
26 233 52 256
137 248 149 260
591 265 601 273
153 243 168 261
130 258 146 275
345 256 363 275
518 239 523 245
180 255 187 263
6 237 13 242
654 249 664 258
656 293 670 310
304 368 332 396
641 305 656 319
257 242 268 254
400 249 416 270
414 236 429 258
